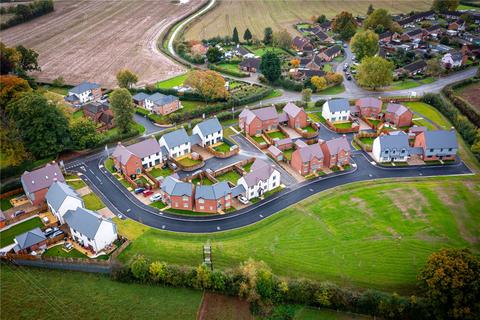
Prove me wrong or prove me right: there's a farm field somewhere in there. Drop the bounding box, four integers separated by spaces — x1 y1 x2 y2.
184 0 431 40
117 176 480 294
0 266 203 320
0 0 203 87
454 81 480 112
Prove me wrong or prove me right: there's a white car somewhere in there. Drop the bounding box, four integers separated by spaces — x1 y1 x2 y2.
237 195 249 205
149 194 161 202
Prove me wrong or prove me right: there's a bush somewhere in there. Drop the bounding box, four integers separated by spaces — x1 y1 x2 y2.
442 78 480 127
209 64 249 78
0 0 54 30
272 77 304 92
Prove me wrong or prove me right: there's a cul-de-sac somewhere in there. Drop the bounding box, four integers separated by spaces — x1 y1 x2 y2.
1 0 479 319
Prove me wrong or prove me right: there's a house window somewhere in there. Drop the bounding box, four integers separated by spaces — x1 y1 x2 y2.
198 199 204 204
183 203 188 208
385 150 389 154
226 195 230 200
448 148 452 151
200 205 204 210
182 196 189 201
429 148 434 152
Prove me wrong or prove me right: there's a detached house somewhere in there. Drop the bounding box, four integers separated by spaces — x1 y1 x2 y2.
311 28 334 43
132 92 180 115
282 102 307 128
400 29 425 42
448 19 465 31
159 128 191 158
46 181 84 224
21 163 65 206
306 54 324 70
13 228 48 254
355 97 383 118
159 175 194 210
425 25 444 38
322 99 350 122
318 45 341 62
379 31 393 43
384 103 413 128
237 159 281 200
320 136 351 168
372 132 410 163
441 51 466 68
239 106 279 136
292 36 314 52
192 118 223 147
414 129 458 161
291 142 324 176
82 102 114 131
64 207 117 254
112 138 163 177
398 60 427 76
65 82 102 105
239 57 261 73
195 182 232 213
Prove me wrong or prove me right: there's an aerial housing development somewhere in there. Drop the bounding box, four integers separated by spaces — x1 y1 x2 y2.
0 0 479 319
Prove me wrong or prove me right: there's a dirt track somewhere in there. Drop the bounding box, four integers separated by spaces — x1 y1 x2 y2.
0 0 203 87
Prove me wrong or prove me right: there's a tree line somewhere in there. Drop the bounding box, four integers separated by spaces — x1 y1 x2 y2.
0 0 54 30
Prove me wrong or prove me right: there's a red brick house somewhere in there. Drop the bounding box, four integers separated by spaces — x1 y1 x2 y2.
13 228 48 254
82 102 114 131
239 58 261 73
355 97 382 118
112 145 142 177
292 36 314 52
239 106 279 136
320 136 351 168
291 142 324 176
318 45 341 62
160 175 194 211
400 29 426 42
195 182 232 213
21 162 65 206
384 103 413 128
282 102 307 128
413 129 458 161
112 139 163 178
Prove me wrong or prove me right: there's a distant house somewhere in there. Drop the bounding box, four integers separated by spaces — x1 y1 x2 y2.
414 129 458 161
397 10 435 27
425 24 445 38
320 136 351 168
372 132 410 163
274 137 293 151
112 138 163 177
239 57 261 73
233 45 254 58
239 106 279 136
461 44 480 60
195 182 233 213
292 36 314 52
322 99 350 122
159 175 194 210
267 145 283 161
21 163 65 206
306 54 324 70
318 21 332 31
82 102 114 131
295 69 326 81
282 102 308 129
311 27 334 43
291 142 324 176
318 45 341 62
355 97 383 118
237 159 281 200
65 82 102 105
397 60 427 76
191 43 208 56
448 19 465 31
400 29 425 42
192 118 223 147
441 51 466 68
46 181 84 224
13 228 47 254
379 31 393 43
159 128 191 158
384 103 413 128
132 92 180 115
64 207 117 254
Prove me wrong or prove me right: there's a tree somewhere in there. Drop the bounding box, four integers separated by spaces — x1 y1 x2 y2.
110 88 134 134
15 45 40 72
302 88 312 103
432 0 459 12
418 248 480 319
426 58 443 77
52 76 65 87
311 75 328 91
237 259 274 304
184 70 229 102
316 14 327 24
0 42 21 75
263 27 273 45
290 59 300 68
364 8 394 32
260 51 281 82
243 28 252 43
325 72 343 85
232 27 239 43
69 118 100 150
367 4 374 15
8 92 70 159
272 29 292 49
332 11 357 40
116 69 138 89
129 255 149 282
356 56 393 89
206 46 222 63
351 30 379 62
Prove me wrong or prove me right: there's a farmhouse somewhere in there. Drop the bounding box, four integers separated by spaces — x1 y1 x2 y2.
292 36 314 52
291 142 324 176
192 118 223 147
64 207 117 254
159 175 194 210
239 106 279 136
239 57 261 73
318 45 341 62
65 82 102 105
132 92 180 115
82 102 114 131
414 129 458 161
372 133 410 163
46 181 84 224
195 182 232 213
322 99 350 122
159 128 191 158
21 162 65 206
112 138 163 177
282 102 307 128
320 136 351 168
441 51 466 68
237 159 281 200
13 228 48 254
384 103 413 128
355 97 383 118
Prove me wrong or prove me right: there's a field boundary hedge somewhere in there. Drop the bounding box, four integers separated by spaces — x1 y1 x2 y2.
442 78 480 127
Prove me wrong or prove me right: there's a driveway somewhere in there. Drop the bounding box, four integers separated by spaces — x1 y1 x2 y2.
134 113 169 136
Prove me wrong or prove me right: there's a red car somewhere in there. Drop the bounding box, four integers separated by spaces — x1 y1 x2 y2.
142 190 153 197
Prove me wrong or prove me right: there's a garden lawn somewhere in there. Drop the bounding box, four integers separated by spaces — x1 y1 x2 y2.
301 124 317 133
243 162 253 172
192 177 214 185
323 64 332 72
216 63 241 72
267 130 288 140
0 217 44 248
118 177 480 294
316 84 345 95
418 77 435 84
358 137 374 145
156 73 189 89
43 245 88 258
308 112 326 124
177 157 202 167
215 170 241 184
82 193 105 211
333 122 352 129
403 102 450 129
368 119 381 127
1 267 202 320
65 175 86 190
149 167 173 178
150 201 167 209
104 158 115 173
180 100 208 112
213 142 231 153
283 148 294 161
0 193 21 211
252 135 267 145
245 45 291 56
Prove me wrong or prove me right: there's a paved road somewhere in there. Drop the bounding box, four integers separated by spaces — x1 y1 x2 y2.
134 114 170 136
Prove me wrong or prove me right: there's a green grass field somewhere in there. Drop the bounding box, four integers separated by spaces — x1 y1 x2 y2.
387 80 420 91
404 102 449 129
0 217 44 248
317 84 345 95
156 73 189 89
149 167 173 178
0 266 202 320
82 193 105 211
117 177 480 293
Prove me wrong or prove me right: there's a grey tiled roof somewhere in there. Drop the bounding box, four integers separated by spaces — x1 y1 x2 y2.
127 138 161 159
69 82 100 94
323 45 341 57
46 181 82 212
161 128 190 149
240 57 261 69
14 227 46 251
161 175 193 197
195 118 222 137
21 163 65 194
132 92 150 101
423 130 457 149
189 134 202 145
195 182 231 200
326 99 350 113
148 92 178 106
378 133 410 150
64 207 115 240
231 184 246 197
356 97 382 110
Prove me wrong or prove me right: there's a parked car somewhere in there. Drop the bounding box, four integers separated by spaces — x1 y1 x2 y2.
134 187 145 194
13 210 25 217
149 194 161 202
143 190 153 197
63 242 73 250
344 63 348 68
49 230 64 238
347 75 352 80
343 43 348 48
44 227 59 237
238 195 249 205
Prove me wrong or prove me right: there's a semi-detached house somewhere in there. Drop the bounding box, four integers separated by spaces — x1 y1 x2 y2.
159 128 191 158
239 106 279 136
159 175 194 210
237 159 281 200
372 132 410 163
192 118 223 147
414 129 458 161
112 138 163 177
322 99 350 123
195 182 233 213
132 92 180 115
46 181 84 224
21 163 65 206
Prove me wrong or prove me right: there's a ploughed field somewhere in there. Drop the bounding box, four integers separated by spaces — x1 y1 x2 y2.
455 82 480 112
0 0 203 87
184 0 432 40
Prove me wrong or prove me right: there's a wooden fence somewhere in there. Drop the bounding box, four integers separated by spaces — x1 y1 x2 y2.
325 120 360 133
0 188 23 199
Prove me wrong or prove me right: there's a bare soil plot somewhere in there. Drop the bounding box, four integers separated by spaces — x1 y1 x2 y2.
197 292 253 320
0 0 204 87
456 82 480 112
184 0 432 40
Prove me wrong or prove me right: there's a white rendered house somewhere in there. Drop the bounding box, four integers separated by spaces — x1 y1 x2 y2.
237 159 281 200
192 118 223 147
372 133 410 163
159 128 191 158
322 99 350 122
45 181 84 224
